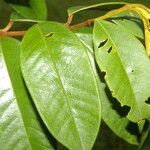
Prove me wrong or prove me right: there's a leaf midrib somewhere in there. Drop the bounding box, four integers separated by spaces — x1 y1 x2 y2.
74 32 101 147
36 25 83 150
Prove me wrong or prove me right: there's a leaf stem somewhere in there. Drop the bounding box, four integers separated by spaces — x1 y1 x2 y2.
0 30 26 37
0 21 26 37
65 15 73 27
1 21 14 32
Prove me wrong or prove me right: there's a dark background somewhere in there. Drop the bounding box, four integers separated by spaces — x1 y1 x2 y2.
0 0 150 149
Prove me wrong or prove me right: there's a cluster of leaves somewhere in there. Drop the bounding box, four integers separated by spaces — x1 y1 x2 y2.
0 0 150 150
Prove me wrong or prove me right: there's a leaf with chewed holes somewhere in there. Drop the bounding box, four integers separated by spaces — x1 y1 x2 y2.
94 19 150 123
20 22 101 150
74 26 140 146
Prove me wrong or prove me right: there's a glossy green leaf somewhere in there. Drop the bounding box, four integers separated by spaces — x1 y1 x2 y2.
74 16 149 147
67 2 128 16
8 0 47 21
73 27 93 53
20 22 101 150
73 27 140 145
94 19 150 123
0 37 54 149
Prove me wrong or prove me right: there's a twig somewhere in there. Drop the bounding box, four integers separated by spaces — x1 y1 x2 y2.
0 20 26 37
68 19 94 30
1 21 14 32
65 15 73 27
0 30 26 37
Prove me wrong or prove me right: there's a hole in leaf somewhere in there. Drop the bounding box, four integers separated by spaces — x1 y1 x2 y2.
145 97 150 105
98 39 108 48
127 67 134 74
107 46 112 53
105 86 131 117
95 63 106 83
95 64 131 117
111 100 131 117
126 122 140 136
45 32 54 38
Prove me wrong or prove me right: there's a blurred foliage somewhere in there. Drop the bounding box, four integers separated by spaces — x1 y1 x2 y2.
1 0 150 26
0 0 150 149
46 0 150 22
0 1 12 27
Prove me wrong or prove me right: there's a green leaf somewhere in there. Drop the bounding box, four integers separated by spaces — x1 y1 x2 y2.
109 11 144 39
93 19 150 123
67 2 128 16
73 27 139 145
20 22 101 150
100 83 139 145
0 37 54 149
73 27 93 53
112 18 144 39
10 12 44 22
8 0 47 21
